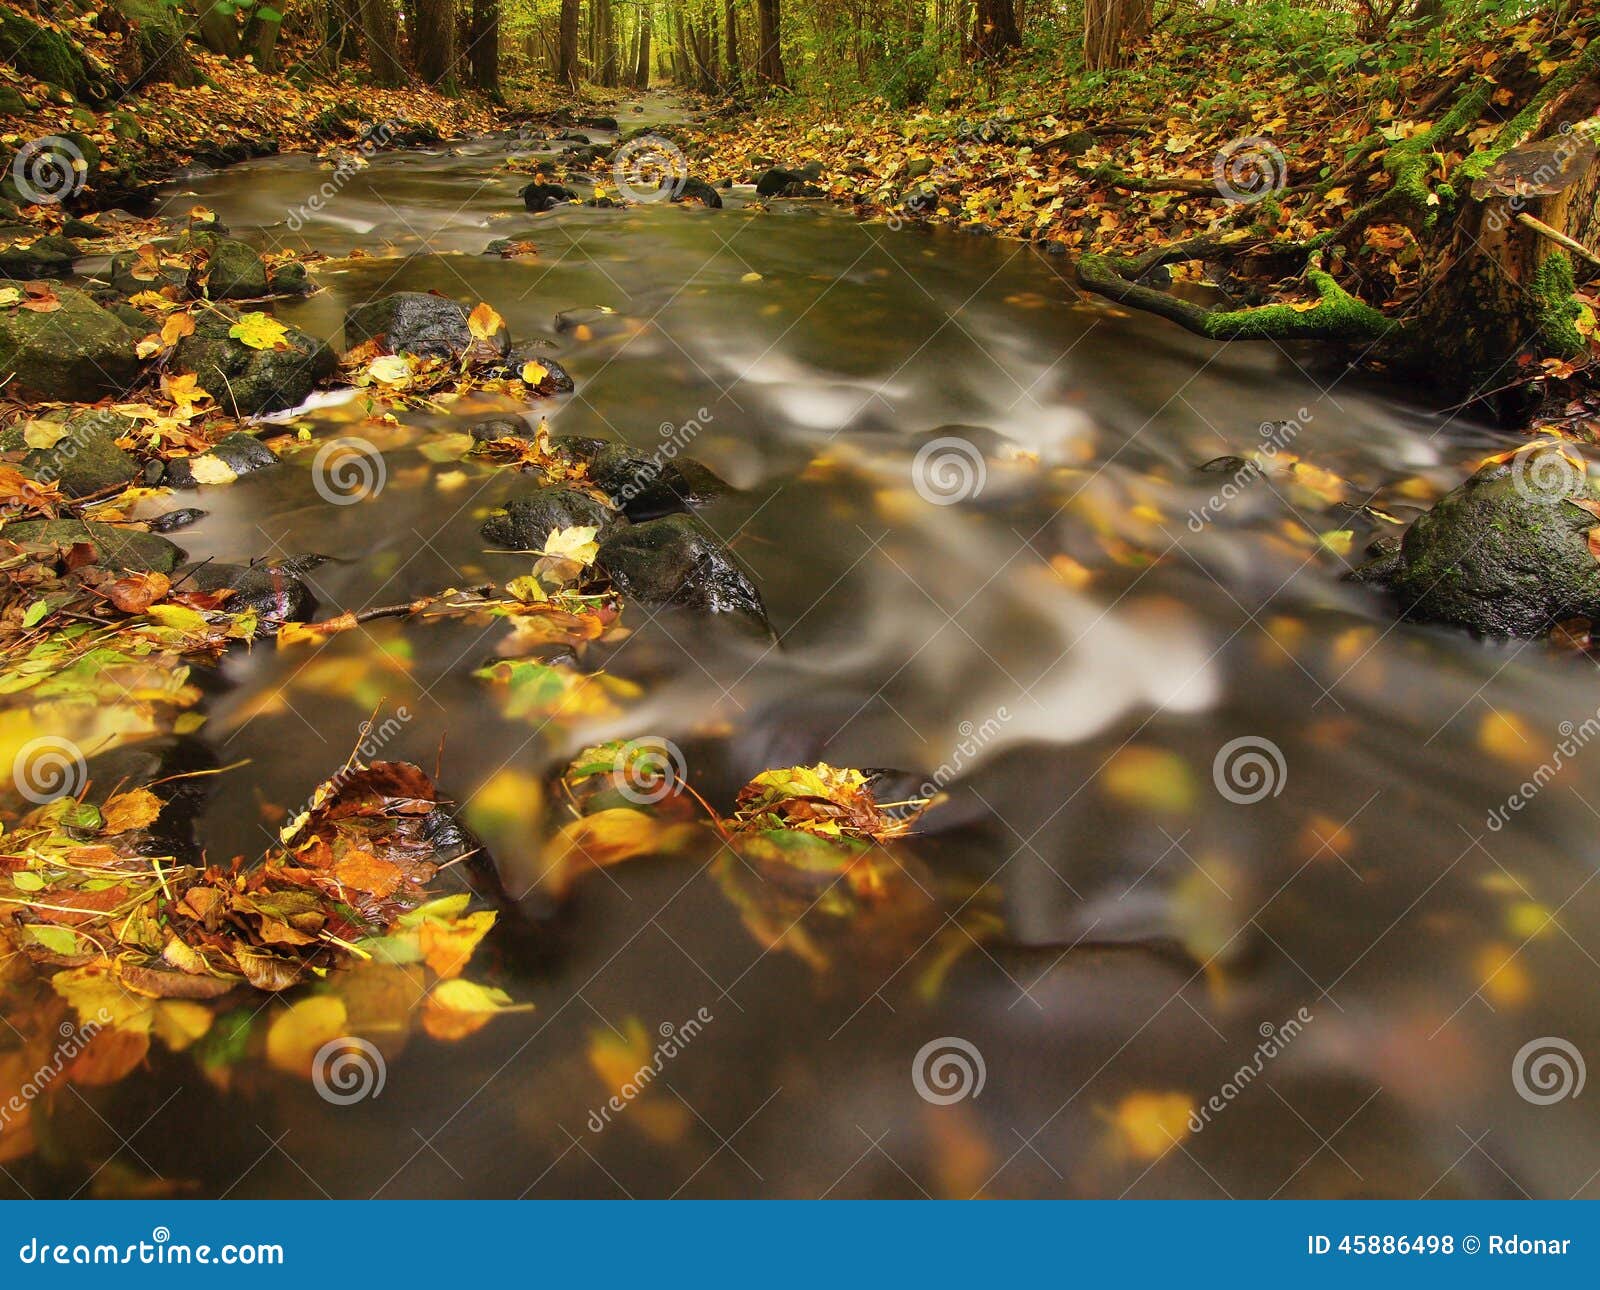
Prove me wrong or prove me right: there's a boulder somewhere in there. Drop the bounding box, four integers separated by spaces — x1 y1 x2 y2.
10 410 139 497
344 291 508 360
672 178 723 209
1354 448 1600 637
177 559 320 631
573 441 729 521
0 234 79 278
0 287 142 400
147 507 207 533
521 181 577 213
5 519 181 572
755 167 805 196
186 234 270 300
480 487 621 549
597 513 768 629
163 431 279 488
108 248 187 297
172 308 335 416
268 261 314 295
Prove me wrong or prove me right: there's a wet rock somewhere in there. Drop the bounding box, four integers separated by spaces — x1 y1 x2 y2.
163 431 279 488
576 115 618 131
469 417 535 443
0 287 141 400
479 349 575 394
177 558 321 630
481 487 621 549
905 158 936 180
10 410 140 498
172 307 335 416
1355 449 1600 636
108 248 187 296
598 514 769 629
780 181 827 198
672 178 723 208
185 233 269 299
267 260 314 296
345 291 509 360
553 306 629 339
521 181 577 212
756 167 806 196
5 519 182 572
147 507 207 533
553 129 592 144
1197 455 1252 474
0 234 79 278
583 442 730 520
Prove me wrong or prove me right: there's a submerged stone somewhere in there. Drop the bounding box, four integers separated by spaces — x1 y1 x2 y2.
597 513 769 630
5 518 181 572
178 558 321 630
480 487 621 549
0 287 141 400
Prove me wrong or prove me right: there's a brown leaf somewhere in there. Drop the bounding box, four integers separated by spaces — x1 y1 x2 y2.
334 849 403 898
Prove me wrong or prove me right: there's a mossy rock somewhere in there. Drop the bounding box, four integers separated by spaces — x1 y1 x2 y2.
108 248 187 296
0 6 111 101
344 291 508 359
0 287 142 399
0 234 79 278
4 519 181 572
1359 448 1600 637
171 307 334 415
163 431 279 488
9 410 140 498
184 233 270 300
480 487 621 550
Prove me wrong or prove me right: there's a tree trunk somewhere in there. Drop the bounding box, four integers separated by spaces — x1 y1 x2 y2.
970 0 1020 59
413 0 457 86
327 0 364 69
596 0 618 85
191 0 241 56
724 0 741 90
359 0 406 85
466 0 500 94
633 8 651 87
556 0 580 87
244 9 281 71
753 0 785 87
111 0 202 88
1083 0 1151 72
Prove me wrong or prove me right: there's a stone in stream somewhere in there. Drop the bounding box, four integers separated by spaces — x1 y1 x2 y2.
162 431 280 488
4 409 140 498
4 518 182 573
108 247 188 297
1352 447 1600 637
0 234 79 278
755 164 824 196
549 434 730 520
268 260 315 296
480 487 623 549
147 507 208 533
597 513 769 631
184 233 270 300
0 287 142 400
478 348 575 395
176 557 323 632
172 307 335 416
671 178 723 209
344 291 510 360
521 181 577 212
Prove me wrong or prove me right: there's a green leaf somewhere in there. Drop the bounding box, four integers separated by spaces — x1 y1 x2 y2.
21 599 49 628
26 924 79 955
257 5 283 20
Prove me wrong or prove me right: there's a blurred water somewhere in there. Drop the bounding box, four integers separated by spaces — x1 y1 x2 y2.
29 94 1600 1199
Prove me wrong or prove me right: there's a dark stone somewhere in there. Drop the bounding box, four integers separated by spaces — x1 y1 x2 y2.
597 513 769 629
163 432 280 488
576 115 619 131
756 167 804 196
469 417 534 443
345 291 507 360
1197 455 1252 474
0 234 79 278
672 178 723 208
177 559 320 631
0 287 141 400
521 181 577 212
108 248 187 296
147 507 208 533
15 410 139 498
1355 449 1600 637
5 519 181 572
480 487 621 549
905 158 935 180
185 234 269 299
173 308 335 416
553 130 592 144
582 442 730 520
779 181 827 198
267 260 314 296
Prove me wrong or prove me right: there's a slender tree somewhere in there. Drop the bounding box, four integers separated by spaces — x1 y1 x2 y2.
1083 0 1152 71
556 0 582 86
753 0 786 87
970 0 1020 60
359 0 407 85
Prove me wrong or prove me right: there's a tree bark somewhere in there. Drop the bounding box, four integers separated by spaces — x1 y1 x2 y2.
466 0 500 94
753 0 785 87
723 0 741 90
633 7 651 87
1083 0 1151 72
556 0 581 87
970 0 1020 60
359 0 406 85
412 0 457 87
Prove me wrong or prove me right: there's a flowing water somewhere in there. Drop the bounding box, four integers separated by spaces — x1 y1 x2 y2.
20 93 1600 1198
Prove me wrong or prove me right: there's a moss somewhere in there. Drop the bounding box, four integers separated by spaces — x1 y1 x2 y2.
1531 251 1586 358
0 5 105 98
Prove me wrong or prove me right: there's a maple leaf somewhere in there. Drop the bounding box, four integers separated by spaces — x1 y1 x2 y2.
229 312 291 351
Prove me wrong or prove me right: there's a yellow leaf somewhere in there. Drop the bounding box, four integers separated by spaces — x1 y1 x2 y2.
365 354 411 384
228 312 291 351
519 360 549 385
541 524 599 567
265 996 349 1076
21 421 68 450
1106 1091 1195 1161
184 455 238 486
422 978 523 1041
102 787 163 833
418 910 497 979
151 999 213 1052
467 301 505 341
